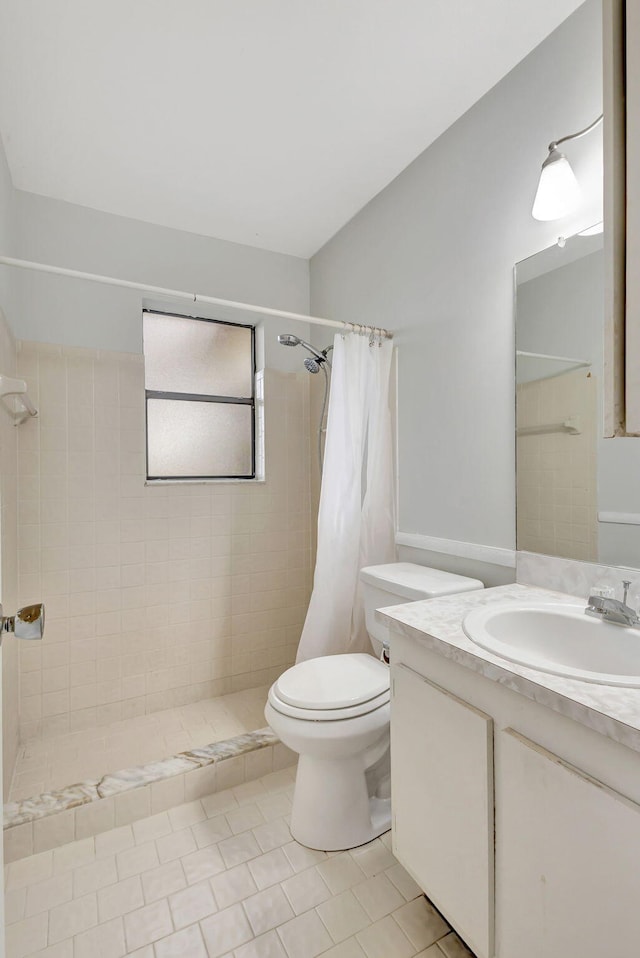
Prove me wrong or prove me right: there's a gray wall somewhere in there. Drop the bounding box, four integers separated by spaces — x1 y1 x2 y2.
0 133 15 313
12 190 311 370
310 0 603 575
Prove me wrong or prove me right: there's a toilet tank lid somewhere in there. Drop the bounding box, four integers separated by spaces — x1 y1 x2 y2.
360 562 484 601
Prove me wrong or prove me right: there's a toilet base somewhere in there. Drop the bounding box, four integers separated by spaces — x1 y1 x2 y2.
289 753 392 851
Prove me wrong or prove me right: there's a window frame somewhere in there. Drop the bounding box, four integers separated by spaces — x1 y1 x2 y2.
143 307 256 481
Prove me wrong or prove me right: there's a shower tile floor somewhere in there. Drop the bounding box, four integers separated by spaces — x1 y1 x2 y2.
9 687 270 803
5 766 475 958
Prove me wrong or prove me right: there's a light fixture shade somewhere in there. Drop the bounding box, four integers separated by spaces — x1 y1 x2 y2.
531 149 583 221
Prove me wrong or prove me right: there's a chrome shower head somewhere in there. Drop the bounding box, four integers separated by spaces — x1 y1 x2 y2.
278 334 301 347
304 357 321 374
278 332 332 370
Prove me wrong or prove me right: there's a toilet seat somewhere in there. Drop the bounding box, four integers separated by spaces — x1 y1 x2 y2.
269 653 390 722
268 686 390 721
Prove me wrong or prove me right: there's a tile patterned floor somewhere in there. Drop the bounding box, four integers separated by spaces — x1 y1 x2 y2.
10 687 270 802
4 765 475 958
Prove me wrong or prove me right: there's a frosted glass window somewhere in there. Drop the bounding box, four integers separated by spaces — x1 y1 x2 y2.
147 400 253 478
143 312 253 397
143 309 255 480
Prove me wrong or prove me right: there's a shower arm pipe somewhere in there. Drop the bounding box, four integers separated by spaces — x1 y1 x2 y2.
0 255 393 339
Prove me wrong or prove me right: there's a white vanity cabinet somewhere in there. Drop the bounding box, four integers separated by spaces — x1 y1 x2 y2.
496 728 640 958
391 664 494 958
390 628 640 958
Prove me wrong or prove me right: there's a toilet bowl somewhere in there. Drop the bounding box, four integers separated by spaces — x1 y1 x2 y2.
265 653 391 850
265 562 484 851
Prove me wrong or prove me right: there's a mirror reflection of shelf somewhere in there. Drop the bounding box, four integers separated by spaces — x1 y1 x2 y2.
516 350 591 385
517 416 581 437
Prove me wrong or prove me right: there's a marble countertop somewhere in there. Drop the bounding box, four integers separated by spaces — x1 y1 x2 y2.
377 582 640 755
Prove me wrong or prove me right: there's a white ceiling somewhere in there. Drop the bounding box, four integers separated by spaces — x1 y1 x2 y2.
0 0 585 258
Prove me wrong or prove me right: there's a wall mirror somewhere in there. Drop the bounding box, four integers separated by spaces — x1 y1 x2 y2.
515 229 640 568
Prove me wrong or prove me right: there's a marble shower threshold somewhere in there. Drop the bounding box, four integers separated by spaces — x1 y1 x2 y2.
3 688 296 863
10 686 270 802
3 726 296 863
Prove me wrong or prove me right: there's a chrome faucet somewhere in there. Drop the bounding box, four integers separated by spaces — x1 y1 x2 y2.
585 580 640 628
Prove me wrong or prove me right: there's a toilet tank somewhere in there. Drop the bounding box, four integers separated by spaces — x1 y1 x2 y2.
360 562 484 656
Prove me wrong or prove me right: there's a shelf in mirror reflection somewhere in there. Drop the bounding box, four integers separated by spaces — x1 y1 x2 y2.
516 350 591 385
516 415 582 437
515 229 605 565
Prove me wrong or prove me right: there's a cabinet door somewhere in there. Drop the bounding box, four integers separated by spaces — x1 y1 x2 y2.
497 728 640 958
391 663 494 958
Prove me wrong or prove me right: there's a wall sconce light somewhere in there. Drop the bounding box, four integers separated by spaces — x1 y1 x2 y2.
532 114 603 221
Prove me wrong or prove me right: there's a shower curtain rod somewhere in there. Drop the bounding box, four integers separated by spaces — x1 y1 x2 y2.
0 255 393 339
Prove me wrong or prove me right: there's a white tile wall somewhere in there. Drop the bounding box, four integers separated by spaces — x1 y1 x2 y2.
516 369 597 562
16 341 312 741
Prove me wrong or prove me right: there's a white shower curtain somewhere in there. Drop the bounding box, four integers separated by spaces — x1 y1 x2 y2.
296 332 396 662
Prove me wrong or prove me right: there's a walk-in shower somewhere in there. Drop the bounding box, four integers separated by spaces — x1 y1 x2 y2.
278 333 333 472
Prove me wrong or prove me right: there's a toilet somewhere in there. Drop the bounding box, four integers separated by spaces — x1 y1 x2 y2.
265 562 484 851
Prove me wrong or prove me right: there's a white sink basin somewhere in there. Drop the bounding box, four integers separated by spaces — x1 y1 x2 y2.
462 602 640 686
